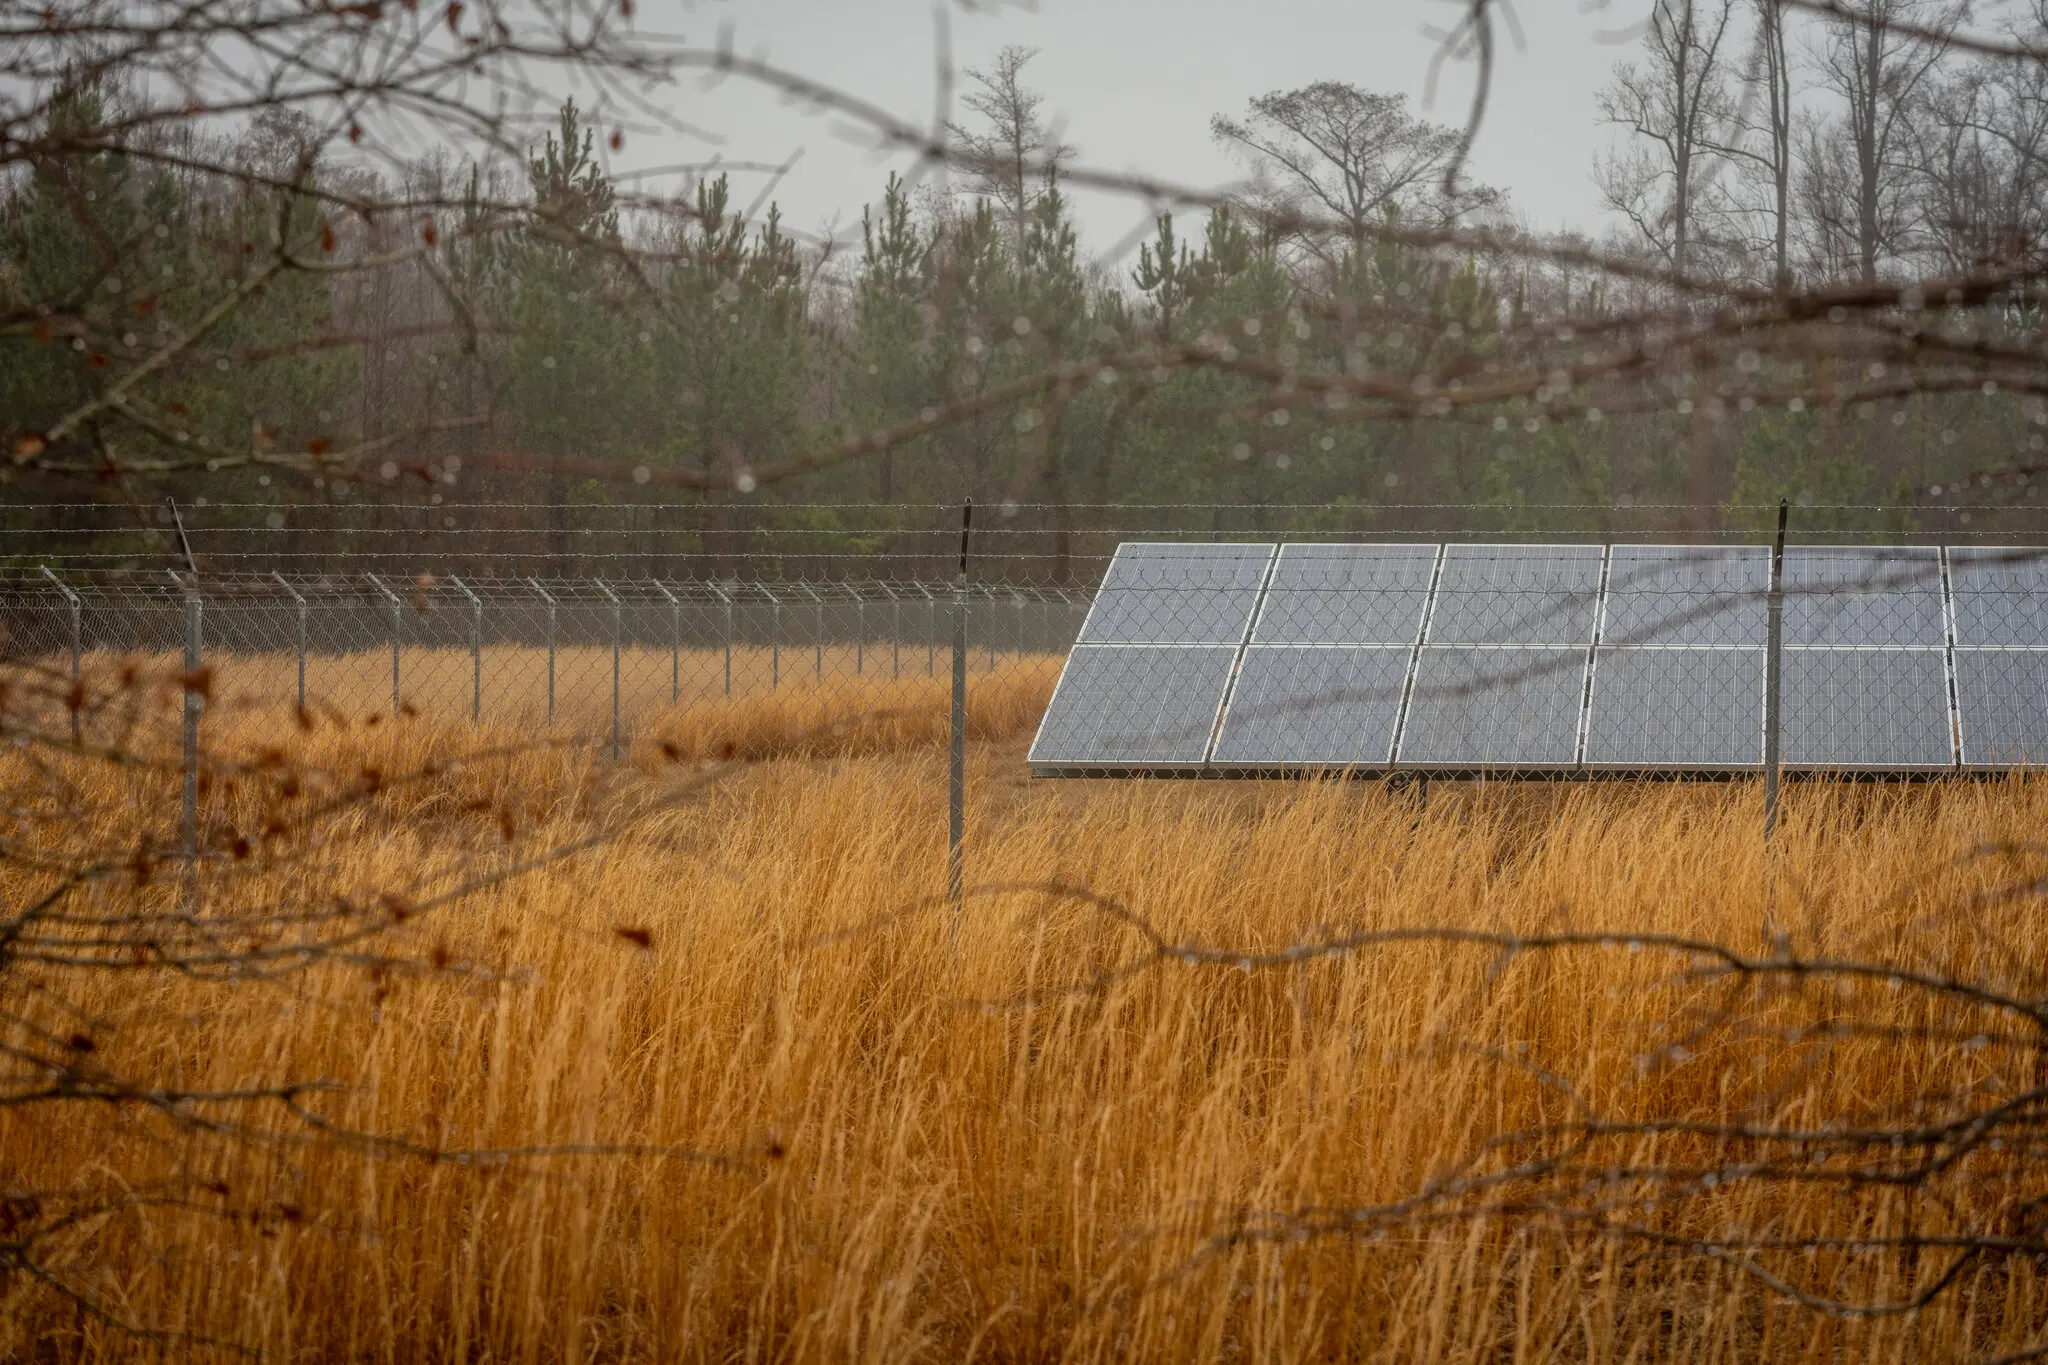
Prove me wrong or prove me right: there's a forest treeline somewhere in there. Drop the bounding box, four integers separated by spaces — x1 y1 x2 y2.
7 3 2048 578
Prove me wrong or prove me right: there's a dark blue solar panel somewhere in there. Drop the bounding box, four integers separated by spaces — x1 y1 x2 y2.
1029 645 1238 767
1782 547 1945 648
1396 647 1590 767
1251 544 1437 645
1211 646 1414 766
1946 547 2048 649
1782 648 1954 768
1601 546 1769 647
1424 545 1604 646
1955 649 2048 767
1075 543 1274 645
1584 647 1762 767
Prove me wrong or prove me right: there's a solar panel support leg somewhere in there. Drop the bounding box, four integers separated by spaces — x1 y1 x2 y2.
1764 499 1788 837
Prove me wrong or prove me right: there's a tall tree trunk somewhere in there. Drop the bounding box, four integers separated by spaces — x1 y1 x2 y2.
1763 0 1792 294
1858 19 1883 284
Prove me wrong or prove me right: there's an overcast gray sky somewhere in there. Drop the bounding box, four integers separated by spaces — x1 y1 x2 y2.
612 0 1672 265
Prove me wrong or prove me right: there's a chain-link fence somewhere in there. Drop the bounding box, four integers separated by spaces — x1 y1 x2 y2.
15 499 2048 586
8 538 2047 780
1 569 1088 755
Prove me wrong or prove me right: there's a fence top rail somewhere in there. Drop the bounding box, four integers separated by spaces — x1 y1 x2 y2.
13 543 2043 607
0 572 1100 607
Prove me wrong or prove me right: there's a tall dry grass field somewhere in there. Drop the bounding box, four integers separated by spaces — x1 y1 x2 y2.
5 660 2048 1362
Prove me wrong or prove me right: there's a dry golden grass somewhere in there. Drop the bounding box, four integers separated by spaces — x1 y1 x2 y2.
6 661 2048 1362
124 642 1052 742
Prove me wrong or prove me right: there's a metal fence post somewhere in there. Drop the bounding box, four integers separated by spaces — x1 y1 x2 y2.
174 571 201 891
886 584 900 680
924 585 936 677
765 585 781 690
530 579 557 725
654 580 681 704
713 583 733 698
949 499 972 911
598 579 621 761
272 572 307 711
857 594 865 676
803 583 824 682
450 576 482 723
41 567 80 744
1764 499 1788 838
368 574 401 715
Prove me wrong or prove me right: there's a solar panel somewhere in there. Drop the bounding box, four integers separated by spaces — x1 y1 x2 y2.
1031 537 2043 779
1783 546 1945 647
1075 542 1275 645
1028 645 1240 768
1251 543 1437 644
1954 649 2048 767
1946 547 2048 648
1782 647 1955 769
1584 647 1763 768
1423 544 1605 646
1211 645 1414 767
1396 647 1590 768
1601 545 1769 647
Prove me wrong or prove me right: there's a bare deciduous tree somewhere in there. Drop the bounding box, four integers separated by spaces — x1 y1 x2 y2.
1717 0 1799 292
1801 0 1959 282
1915 11 2048 277
1597 0 1743 286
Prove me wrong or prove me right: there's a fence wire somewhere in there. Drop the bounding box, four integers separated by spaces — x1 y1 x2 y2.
7 543 2047 777
1 571 1088 754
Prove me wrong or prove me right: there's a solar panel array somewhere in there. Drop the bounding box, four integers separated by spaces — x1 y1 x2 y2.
1029 542 2048 776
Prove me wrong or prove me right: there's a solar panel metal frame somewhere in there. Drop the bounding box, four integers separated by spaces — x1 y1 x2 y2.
1030 543 1276 774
